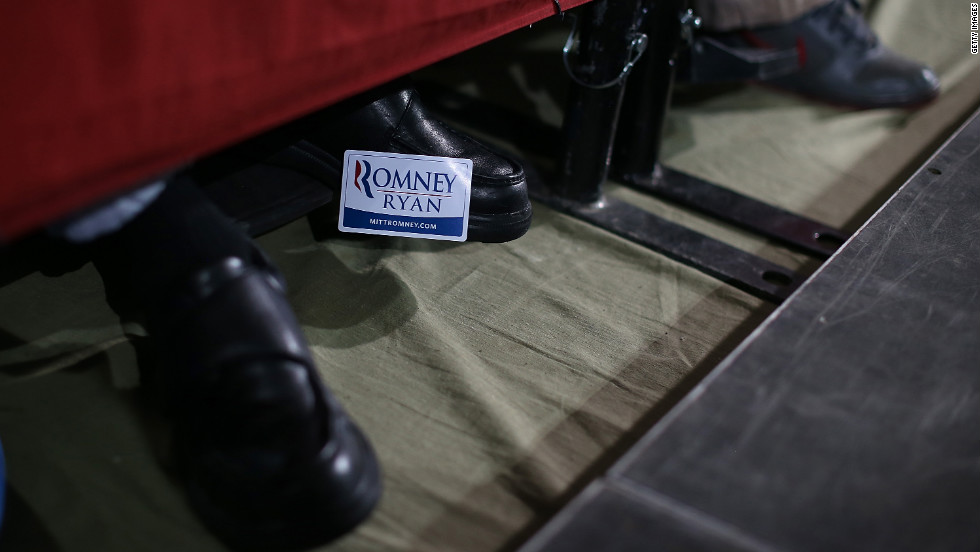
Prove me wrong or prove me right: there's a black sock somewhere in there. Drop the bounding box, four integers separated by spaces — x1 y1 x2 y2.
93 179 259 318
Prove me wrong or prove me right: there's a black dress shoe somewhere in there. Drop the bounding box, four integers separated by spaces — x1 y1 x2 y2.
165 257 381 551
93 182 380 550
303 79 533 243
706 0 939 108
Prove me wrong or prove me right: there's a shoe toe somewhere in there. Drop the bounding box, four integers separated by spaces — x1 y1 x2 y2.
164 261 380 550
851 49 940 106
181 364 382 551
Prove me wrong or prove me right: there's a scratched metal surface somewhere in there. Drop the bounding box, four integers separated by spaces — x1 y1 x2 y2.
522 110 980 552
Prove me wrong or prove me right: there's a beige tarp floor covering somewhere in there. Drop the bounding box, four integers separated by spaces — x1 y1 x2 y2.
0 1 977 550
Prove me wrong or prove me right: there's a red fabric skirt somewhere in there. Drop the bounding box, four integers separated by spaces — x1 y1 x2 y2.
0 0 589 241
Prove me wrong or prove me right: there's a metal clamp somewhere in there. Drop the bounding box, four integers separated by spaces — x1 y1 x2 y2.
679 9 702 46
562 14 648 90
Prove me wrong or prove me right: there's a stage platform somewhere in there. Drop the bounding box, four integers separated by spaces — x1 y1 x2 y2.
521 110 980 552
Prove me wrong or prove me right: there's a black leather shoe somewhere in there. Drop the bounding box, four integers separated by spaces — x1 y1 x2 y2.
165 257 381 551
707 0 939 108
93 182 380 551
303 80 532 243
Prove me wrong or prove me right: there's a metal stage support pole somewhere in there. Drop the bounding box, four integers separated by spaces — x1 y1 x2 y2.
612 2 849 257
554 0 646 203
531 0 813 303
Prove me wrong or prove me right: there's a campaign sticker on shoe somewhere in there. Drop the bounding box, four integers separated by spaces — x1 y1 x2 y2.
338 150 472 241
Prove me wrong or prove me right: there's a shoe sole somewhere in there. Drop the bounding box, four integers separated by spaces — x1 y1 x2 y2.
182 424 382 551
467 204 533 243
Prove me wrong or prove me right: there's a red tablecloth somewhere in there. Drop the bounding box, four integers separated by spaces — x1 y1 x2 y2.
0 0 589 241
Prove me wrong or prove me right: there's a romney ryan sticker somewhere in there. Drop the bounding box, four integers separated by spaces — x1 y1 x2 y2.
338 150 473 241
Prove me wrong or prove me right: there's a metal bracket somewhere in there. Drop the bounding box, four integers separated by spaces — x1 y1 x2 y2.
681 36 800 83
527 169 802 303
623 166 847 257
678 9 702 46
562 14 649 90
